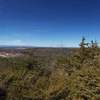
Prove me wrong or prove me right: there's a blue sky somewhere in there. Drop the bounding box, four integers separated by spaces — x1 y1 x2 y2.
0 0 100 47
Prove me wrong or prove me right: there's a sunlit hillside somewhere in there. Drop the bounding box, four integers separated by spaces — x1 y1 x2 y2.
0 38 100 100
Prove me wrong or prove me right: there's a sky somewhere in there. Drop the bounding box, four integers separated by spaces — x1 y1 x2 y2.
0 0 100 47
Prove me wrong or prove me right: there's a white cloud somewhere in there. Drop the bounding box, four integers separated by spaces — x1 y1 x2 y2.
0 40 32 46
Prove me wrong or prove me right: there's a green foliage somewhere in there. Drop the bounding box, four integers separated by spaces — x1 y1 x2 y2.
0 38 100 100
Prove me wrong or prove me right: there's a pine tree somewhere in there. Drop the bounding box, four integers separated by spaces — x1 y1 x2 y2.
79 37 88 63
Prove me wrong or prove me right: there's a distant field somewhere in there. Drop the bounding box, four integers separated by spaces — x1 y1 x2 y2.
0 47 76 57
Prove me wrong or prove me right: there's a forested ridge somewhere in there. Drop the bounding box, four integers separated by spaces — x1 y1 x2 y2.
0 38 100 100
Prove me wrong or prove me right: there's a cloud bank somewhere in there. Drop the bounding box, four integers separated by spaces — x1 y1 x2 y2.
0 40 33 46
